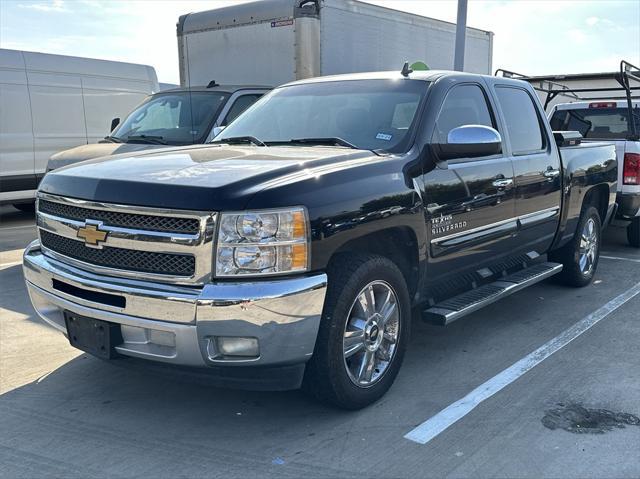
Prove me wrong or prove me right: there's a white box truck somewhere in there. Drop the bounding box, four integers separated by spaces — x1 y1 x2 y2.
177 0 494 88
0 49 158 209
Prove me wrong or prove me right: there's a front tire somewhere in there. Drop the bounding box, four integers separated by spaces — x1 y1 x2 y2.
549 206 602 287
627 218 640 248
303 254 411 409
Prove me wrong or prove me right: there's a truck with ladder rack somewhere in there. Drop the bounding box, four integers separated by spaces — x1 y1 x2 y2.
496 60 640 247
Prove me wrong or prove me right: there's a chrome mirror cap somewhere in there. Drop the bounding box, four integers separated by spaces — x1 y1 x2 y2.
437 125 503 160
447 125 502 145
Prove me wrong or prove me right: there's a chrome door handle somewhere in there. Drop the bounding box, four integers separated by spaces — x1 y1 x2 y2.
543 168 561 181
492 178 513 188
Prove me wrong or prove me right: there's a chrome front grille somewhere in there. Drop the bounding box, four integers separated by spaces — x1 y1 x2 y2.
39 199 201 234
36 193 216 285
40 230 196 276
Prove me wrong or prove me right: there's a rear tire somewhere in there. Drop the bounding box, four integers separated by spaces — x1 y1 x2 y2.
12 202 35 213
303 254 411 409
549 206 602 287
628 218 640 248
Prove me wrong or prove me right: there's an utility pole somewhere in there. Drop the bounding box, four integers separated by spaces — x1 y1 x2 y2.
453 0 468 71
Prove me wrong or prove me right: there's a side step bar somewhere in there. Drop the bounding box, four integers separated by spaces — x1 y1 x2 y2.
422 262 563 326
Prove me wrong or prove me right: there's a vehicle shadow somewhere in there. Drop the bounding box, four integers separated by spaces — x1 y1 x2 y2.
602 223 634 251
0 348 362 478
0 264 45 325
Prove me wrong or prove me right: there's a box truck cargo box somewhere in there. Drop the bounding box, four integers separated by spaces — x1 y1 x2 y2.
177 0 494 87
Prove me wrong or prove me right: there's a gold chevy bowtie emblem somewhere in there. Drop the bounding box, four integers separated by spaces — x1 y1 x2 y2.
77 223 108 246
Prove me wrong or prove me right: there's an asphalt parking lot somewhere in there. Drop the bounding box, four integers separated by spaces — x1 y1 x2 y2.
1 204 639 479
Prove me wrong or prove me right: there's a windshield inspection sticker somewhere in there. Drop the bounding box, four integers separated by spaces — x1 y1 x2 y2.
376 133 393 141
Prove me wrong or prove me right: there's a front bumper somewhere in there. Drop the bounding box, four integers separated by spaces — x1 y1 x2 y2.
616 192 640 220
23 241 327 386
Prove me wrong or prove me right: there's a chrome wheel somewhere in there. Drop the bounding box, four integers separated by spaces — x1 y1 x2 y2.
343 281 400 387
579 217 598 275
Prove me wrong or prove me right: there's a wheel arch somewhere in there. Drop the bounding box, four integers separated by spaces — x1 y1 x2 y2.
329 226 421 301
582 183 610 222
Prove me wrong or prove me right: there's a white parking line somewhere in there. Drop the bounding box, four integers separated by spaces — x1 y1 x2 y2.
601 255 640 264
405 281 640 445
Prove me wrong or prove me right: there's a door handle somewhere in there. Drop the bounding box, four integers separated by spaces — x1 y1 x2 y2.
543 168 561 181
492 178 513 188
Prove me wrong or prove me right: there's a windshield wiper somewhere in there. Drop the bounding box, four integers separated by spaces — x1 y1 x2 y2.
280 137 360 149
102 135 124 143
126 134 167 145
213 136 267 147
269 137 381 155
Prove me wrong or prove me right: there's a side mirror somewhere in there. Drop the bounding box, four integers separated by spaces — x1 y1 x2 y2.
211 125 226 138
436 125 502 160
110 117 120 132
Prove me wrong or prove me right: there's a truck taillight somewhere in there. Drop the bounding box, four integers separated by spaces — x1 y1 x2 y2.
623 153 640 185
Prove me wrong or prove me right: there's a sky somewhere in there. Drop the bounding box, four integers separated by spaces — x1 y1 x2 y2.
1 0 639 84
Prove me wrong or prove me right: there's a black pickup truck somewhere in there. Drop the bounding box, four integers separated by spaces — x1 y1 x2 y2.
24 69 617 409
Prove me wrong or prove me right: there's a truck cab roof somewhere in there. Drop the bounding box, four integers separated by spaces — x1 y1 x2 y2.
281 69 531 90
158 84 272 94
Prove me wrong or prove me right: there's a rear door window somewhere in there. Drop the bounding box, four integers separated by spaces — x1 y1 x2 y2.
495 86 545 155
549 107 639 140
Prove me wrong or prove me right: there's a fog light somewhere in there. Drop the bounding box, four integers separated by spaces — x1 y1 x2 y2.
213 336 260 358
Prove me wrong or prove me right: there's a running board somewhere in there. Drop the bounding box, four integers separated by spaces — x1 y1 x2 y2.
422 262 563 326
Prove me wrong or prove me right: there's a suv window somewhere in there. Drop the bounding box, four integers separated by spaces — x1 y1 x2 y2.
113 91 228 145
495 87 545 154
433 84 495 144
222 94 263 126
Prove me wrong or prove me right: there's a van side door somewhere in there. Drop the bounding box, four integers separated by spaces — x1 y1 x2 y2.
493 85 562 255
422 82 517 296
0 51 36 195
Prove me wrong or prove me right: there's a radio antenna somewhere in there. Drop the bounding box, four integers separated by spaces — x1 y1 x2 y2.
401 61 413 77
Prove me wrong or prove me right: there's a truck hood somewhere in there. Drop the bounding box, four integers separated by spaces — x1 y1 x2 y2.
39 144 379 211
48 143 168 170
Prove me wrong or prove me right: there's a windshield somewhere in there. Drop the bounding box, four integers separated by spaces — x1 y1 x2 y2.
112 91 229 145
550 106 640 140
215 79 427 152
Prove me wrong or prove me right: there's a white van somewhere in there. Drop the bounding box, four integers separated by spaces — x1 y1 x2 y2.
0 49 158 209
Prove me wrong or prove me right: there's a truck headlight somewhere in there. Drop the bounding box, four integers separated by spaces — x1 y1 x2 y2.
215 207 309 277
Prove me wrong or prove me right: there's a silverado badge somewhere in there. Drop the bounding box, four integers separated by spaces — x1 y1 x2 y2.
431 213 467 236
77 222 108 247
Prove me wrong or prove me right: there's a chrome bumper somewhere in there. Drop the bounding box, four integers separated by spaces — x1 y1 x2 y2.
616 192 640 219
23 241 327 369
